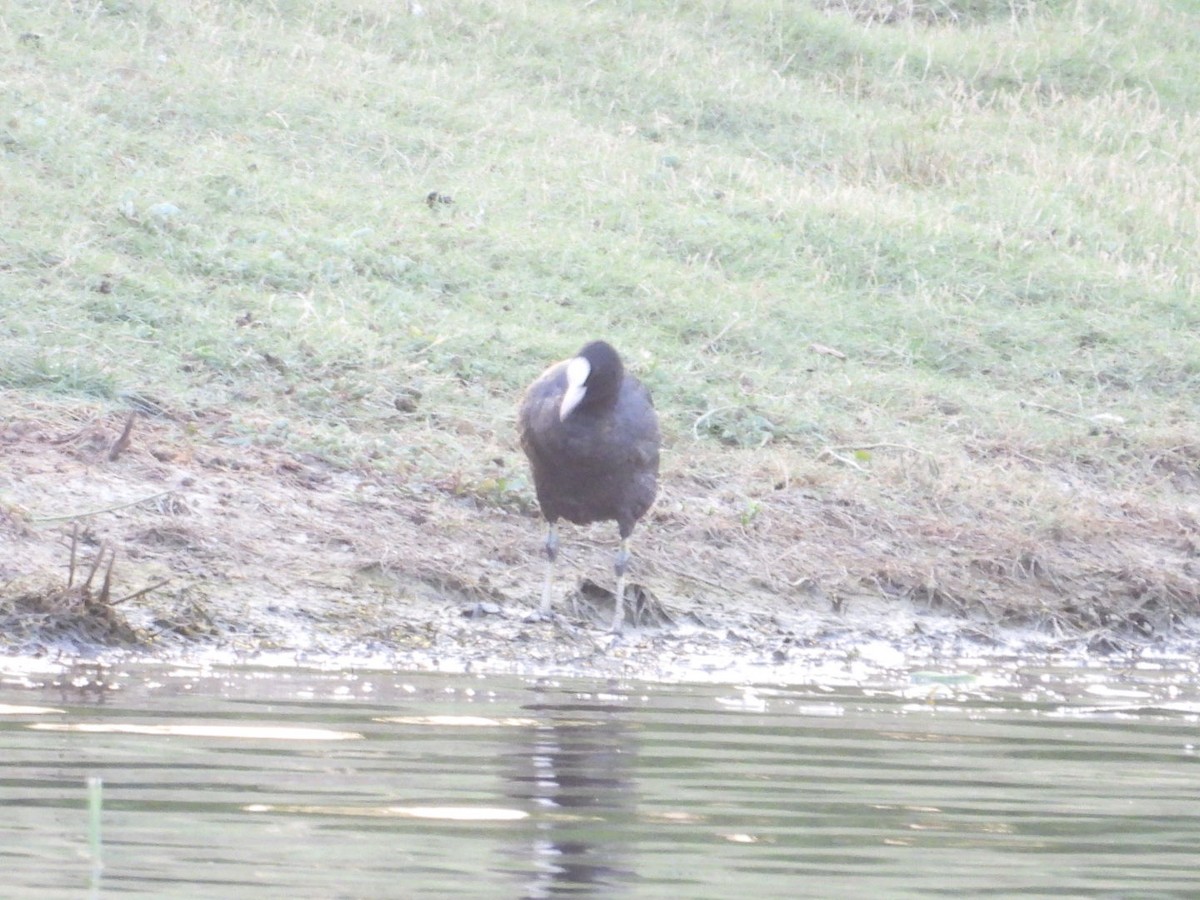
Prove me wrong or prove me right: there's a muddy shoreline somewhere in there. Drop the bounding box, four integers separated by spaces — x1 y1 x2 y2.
2 407 1197 680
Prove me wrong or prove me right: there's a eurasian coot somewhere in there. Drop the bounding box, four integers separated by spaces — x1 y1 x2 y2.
518 340 660 632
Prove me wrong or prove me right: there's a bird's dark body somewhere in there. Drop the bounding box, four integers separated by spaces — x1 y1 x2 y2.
519 355 659 538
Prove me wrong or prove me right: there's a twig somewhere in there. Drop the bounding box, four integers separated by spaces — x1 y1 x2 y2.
81 543 108 591
816 448 868 472
1019 399 1090 420
30 491 176 524
110 578 171 607
108 412 136 461
822 442 933 456
1019 400 1124 426
98 552 115 604
68 522 79 589
808 342 847 360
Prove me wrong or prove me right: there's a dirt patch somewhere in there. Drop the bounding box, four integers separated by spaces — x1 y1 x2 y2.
2 405 1198 674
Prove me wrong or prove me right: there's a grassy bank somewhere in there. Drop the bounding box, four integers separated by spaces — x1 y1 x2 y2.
2 0 1198 650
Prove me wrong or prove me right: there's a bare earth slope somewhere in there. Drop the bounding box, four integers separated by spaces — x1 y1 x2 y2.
3 402 1198 677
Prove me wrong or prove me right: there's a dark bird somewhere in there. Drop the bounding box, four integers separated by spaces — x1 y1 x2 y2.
519 340 660 632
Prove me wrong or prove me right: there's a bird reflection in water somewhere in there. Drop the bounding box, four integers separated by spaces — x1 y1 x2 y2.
504 684 638 897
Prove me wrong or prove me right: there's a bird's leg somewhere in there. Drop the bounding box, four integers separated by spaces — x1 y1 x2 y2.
611 537 631 633
538 522 559 617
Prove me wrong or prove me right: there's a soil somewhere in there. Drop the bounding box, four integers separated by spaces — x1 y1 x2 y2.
2 405 1198 681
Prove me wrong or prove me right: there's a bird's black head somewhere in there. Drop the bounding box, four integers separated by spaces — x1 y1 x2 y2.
560 340 625 420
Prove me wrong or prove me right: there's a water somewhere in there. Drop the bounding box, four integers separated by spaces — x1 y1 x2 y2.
2 658 1200 898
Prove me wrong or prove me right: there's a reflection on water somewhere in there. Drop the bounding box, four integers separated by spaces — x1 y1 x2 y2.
506 688 638 896
2 658 1200 898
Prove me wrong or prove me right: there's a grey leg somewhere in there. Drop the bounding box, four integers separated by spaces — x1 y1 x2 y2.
611 537 631 633
538 523 559 616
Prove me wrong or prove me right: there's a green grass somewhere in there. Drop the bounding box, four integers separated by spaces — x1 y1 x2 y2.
2 0 1197 484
